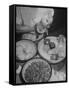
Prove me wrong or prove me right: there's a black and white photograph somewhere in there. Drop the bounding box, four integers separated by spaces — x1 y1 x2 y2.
15 5 67 85
9 5 67 85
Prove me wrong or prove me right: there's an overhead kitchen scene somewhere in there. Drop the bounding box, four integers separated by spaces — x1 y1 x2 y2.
16 6 67 84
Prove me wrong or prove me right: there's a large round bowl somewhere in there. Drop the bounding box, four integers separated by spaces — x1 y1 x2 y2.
38 36 66 64
21 58 52 83
16 39 37 62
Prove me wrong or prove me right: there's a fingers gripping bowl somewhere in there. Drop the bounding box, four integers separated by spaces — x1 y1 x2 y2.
38 36 66 64
21 58 52 83
16 40 37 61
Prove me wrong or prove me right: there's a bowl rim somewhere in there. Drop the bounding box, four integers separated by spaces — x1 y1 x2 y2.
20 57 52 83
37 36 66 64
16 39 37 62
